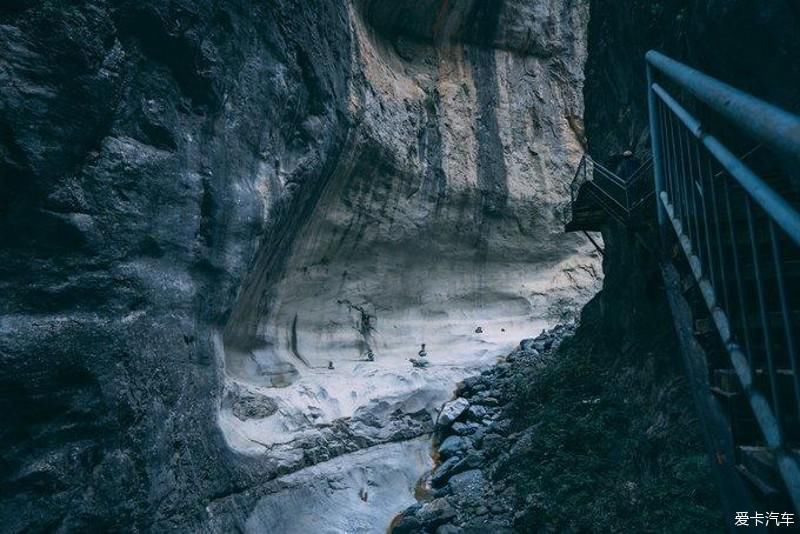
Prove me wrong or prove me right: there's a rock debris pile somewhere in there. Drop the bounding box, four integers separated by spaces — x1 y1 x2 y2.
392 323 576 533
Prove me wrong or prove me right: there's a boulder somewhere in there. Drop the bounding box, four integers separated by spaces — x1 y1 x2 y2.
439 435 467 460
470 427 487 446
453 450 483 472
417 498 457 528
391 513 423 534
467 404 488 421
431 456 461 487
461 376 484 391
437 398 470 428
478 433 505 452
410 358 429 368
476 396 500 407
229 391 278 421
489 419 512 436
451 422 481 436
433 450 484 488
447 469 488 504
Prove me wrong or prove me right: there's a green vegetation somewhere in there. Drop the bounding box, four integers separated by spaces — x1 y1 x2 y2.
501 298 723 533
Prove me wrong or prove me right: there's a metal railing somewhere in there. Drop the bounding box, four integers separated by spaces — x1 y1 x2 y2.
647 50 800 508
566 153 654 226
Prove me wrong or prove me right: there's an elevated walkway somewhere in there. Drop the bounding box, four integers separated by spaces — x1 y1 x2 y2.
567 50 800 524
565 153 654 232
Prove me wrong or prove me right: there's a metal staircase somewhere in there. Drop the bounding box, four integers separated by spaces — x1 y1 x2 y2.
567 50 800 519
564 153 654 232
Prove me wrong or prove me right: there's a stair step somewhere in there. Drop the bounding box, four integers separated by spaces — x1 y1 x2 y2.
714 368 797 384
711 369 799 425
736 463 781 498
736 446 784 498
710 385 740 399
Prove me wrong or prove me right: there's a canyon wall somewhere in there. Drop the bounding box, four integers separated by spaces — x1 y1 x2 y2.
1 1 354 530
0 0 599 531
386 3 800 532
218 0 600 458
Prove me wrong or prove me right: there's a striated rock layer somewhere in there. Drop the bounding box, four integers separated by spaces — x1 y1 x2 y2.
220 0 599 455
0 0 599 531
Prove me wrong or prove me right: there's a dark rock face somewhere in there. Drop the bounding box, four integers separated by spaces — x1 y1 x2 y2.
584 0 800 160
0 1 351 531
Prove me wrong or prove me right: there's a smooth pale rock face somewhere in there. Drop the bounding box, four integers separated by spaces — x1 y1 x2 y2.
218 0 601 455
238 438 433 534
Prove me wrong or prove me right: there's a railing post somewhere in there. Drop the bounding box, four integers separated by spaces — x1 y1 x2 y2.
647 62 667 230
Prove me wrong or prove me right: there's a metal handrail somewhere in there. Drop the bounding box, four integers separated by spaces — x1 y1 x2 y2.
652 81 800 246
565 153 655 227
647 50 800 510
646 51 800 167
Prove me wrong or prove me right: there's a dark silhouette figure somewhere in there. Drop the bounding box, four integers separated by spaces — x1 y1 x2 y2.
615 150 641 182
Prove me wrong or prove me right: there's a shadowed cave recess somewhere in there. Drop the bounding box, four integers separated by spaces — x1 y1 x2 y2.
3 0 796 532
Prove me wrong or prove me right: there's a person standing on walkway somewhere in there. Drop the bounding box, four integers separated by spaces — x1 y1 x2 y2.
615 149 641 182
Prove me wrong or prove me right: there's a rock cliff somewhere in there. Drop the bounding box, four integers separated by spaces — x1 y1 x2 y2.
0 1 599 531
218 0 599 459
393 1 800 532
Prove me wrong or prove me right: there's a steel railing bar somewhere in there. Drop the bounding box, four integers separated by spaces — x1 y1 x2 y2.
667 101 687 229
745 195 784 444
688 132 706 272
660 100 676 207
647 50 800 167
668 109 686 230
661 187 800 511
625 173 631 211
627 157 654 182
653 82 800 247
695 139 717 292
649 50 800 513
591 159 632 186
592 167 629 190
677 114 696 251
586 181 628 212
584 186 628 225
769 220 800 418
707 154 730 314
723 177 753 361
